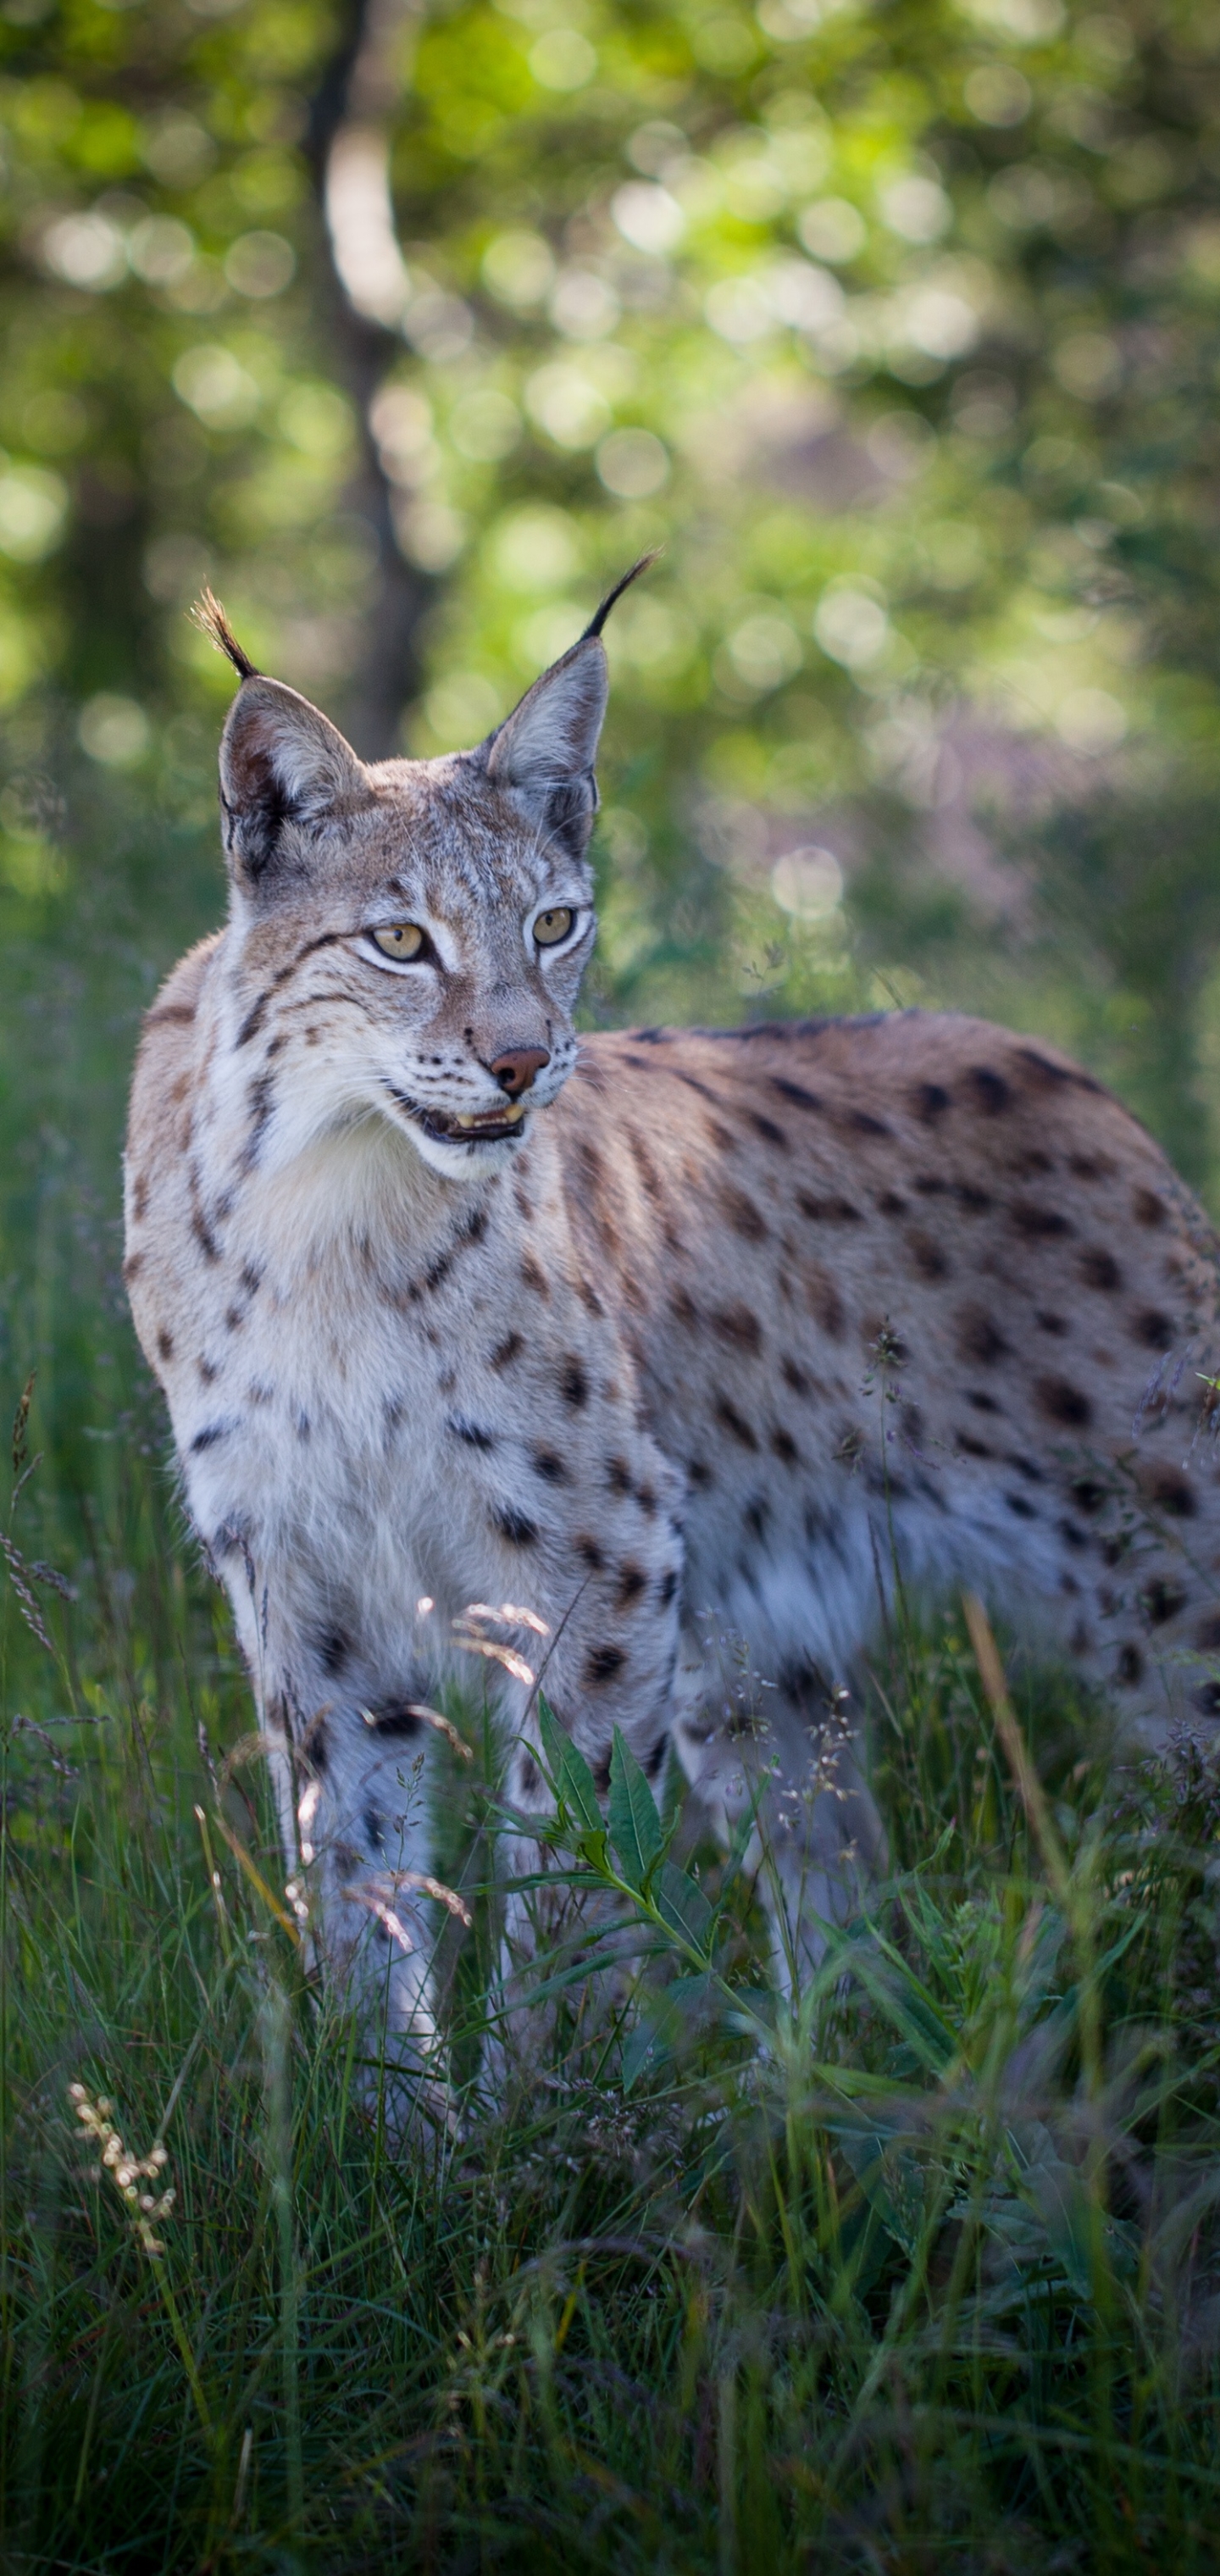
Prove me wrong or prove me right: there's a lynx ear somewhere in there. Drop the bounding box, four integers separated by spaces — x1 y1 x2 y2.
218 676 367 890
484 636 607 860
484 552 658 860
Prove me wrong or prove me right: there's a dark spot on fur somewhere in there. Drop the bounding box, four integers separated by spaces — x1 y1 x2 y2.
302 1714 329 1774
658 1567 679 1607
956 1185 993 1215
646 1735 668 1779
687 1457 713 1487
191 1210 220 1263
533 1448 568 1484
1079 1247 1123 1292
1006 1493 1037 1519
1035 1310 1068 1336
518 1752 542 1796
1145 1467 1196 1519
1058 1518 1088 1549
781 1357 811 1396
318 1627 350 1676
770 1425 799 1467
744 1495 770 1541
1195 1613 1220 1652
607 1456 634 1496
1036 1377 1092 1429
197 1357 218 1385
1142 1578 1186 1626
957 1432 994 1458
968 1065 1012 1116
1117 1644 1144 1685
190 1421 232 1452
1012 1204 1072 1241
712 1302 762 1352
877 1191 908 1215
490 1331 523 1370
719 1185 768 1241
747 1111 788 1147
957 1310 1009 1366
907 1231 948 1280
967 1391 1001 1415
448 1415 496 1451
771 1076 824 1115
575 1533 605 1569
797 1192 862 1224
1133 1189 1167 1228
521 1252 550 1300
913 1082 950 1123
156 1328 174 1362
561 1357 588 1407
491 1505 539 1546
616 1561 647 1607
585 1644 626 1687
1194 1682 1220 1717
1134 1308 1174 1351
715 1396 759 1451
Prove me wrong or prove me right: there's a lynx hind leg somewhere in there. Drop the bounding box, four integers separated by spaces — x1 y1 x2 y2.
675 1650 886 1994
291 1700 450 2124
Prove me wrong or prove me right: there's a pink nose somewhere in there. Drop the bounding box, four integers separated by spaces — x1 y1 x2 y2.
489 1047 550 1098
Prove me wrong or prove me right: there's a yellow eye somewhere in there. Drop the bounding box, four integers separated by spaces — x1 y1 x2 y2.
372 923 424 960
534 907 574 948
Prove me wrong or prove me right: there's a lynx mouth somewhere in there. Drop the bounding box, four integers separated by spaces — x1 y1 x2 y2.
385 1085 527 1146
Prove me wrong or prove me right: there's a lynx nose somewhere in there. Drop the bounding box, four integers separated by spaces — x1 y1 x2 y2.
489 1047 550 1098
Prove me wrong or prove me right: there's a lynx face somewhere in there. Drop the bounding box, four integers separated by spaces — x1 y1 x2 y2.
211 602 615 1183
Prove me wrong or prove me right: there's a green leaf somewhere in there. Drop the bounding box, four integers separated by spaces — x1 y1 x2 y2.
654 1861 713 1960
621 1974 713 2092
536 1695 565 1788
536 1696 603 1838
608 1727 663 1889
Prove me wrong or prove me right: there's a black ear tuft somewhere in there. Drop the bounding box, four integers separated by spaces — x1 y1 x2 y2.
191 587 259 682
579 549 663 642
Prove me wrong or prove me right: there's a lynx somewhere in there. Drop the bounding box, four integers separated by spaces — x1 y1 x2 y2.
125 570 1220 2101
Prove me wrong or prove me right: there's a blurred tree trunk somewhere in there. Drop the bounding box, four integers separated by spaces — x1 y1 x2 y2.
306 0 429 758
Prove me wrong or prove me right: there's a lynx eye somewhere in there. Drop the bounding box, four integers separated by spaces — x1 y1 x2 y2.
372 923 425 961
534 907 574 948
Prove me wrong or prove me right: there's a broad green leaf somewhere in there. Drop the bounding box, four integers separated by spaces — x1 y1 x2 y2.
608 1727 663 1889
621 1975 714 2092
654 1860 713 1960
536 1696 603 1838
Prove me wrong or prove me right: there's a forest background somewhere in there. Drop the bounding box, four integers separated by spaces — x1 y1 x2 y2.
6 0 1220 2564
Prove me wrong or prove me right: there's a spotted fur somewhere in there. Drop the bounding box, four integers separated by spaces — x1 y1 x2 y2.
125 598 1220 2096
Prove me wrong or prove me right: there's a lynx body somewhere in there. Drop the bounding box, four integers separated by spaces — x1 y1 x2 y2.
125 587 1220 2082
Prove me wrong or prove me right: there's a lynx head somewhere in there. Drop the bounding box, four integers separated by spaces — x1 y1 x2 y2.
196 559 654 1181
